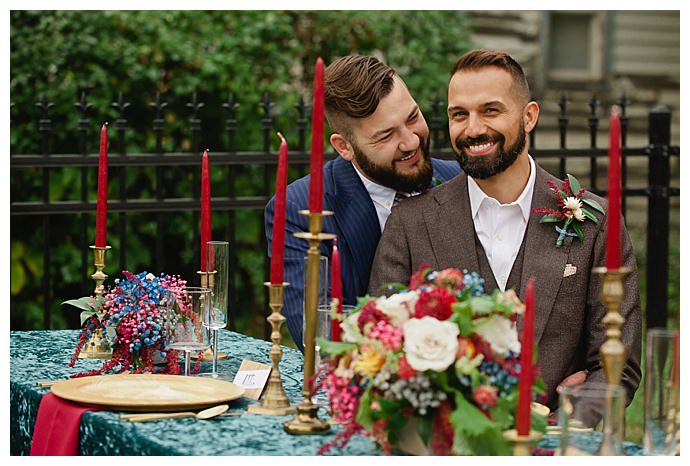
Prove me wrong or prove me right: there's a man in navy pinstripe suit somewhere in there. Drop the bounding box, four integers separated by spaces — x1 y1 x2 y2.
265 55 460 350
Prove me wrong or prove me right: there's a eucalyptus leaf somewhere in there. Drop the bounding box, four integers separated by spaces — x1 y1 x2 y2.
539 214 561 223
567 174 582 194
572 222 585 242
316 338 357 356
582 198 606 215
582 207 599 223
62 296 102 312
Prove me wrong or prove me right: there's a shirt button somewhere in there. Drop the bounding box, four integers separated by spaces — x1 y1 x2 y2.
496 233 504 241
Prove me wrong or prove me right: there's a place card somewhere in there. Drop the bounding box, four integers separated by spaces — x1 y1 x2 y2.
233 359 272 400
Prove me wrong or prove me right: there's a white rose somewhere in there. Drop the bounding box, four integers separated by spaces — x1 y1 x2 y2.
564 196 582 212
573 208 585 221
145 273 156 280
403 316 459 372
473 315 521 356
375 290 418 327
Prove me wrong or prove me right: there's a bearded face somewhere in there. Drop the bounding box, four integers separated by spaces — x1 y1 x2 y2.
352 134 433 193
453 118 526 180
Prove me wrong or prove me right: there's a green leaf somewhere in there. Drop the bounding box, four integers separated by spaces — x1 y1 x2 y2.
539 214 561 223
316 338 356 356
581 208 599 223
381 282 407 293
62 296 102 312
567 174 582 194
417 414 434 446
582 198 606 215
355 386 374 431
451 303 474 336
572 222 585 242
468 296 495 314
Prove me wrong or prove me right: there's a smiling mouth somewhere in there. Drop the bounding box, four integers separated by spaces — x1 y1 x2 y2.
397 149 418 163
464 140 497 155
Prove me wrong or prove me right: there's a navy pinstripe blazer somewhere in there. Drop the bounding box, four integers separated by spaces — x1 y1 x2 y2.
265 155 461 350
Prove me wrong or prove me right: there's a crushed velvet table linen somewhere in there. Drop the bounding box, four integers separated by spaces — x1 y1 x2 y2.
10 330 643 456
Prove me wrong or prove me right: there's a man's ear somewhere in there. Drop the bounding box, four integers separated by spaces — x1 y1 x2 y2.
523 101 540 134
330 133 355 161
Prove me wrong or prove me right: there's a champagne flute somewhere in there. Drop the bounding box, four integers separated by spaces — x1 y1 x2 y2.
166 287 211 376
197 241 231 379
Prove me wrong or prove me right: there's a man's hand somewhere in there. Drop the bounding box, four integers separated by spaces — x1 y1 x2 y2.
556 370 587 394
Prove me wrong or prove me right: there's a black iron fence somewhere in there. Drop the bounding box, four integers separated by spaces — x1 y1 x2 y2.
10 92 680 336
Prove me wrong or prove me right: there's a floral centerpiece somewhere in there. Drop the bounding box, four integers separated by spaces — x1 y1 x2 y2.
316 265 545 456
66 270 194 377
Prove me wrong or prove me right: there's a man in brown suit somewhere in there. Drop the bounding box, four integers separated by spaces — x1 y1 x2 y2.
368 49 641 411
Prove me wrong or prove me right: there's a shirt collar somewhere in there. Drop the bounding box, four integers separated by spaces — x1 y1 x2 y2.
352 162 397 209
467 155 537 221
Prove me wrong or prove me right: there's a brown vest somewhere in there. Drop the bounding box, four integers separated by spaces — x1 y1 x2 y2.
473 231 526 296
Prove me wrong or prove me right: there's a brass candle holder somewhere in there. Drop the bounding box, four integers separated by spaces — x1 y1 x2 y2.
592 266 632 387
247 282 296 416
592 266 632 456
192 269 228 361
284 210 334 435
79 245 113 359
503 429 543 456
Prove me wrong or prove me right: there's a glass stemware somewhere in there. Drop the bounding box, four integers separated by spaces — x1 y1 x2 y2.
197 241 231 379
166 287 211 376
643 328 680 455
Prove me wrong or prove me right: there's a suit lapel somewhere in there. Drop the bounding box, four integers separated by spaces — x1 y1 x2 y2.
519 165 571 344
424 174 481 274
328 158 380 291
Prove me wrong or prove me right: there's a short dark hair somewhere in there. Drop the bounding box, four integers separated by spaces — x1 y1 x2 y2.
324 55 397 139
451 49 530 103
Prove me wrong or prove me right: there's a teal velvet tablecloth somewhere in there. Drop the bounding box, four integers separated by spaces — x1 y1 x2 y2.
10 329 380 456
10 330 643 456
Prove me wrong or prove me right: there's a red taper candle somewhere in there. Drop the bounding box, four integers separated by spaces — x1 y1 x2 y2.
270 133 289 285
516 277 535 436
606 107 622 269
200 149 211 272
331 238 343 341
308 57 324 214
95 123 108 247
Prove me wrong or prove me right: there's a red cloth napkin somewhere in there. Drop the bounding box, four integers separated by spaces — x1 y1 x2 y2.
30 392 97 456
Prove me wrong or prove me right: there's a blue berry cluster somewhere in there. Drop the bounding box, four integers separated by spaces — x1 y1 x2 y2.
479 360 519 397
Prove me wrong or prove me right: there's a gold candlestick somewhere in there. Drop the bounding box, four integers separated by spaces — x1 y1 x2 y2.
79 245 113 359
284 210 334 435
592 267 632 387
503 429 543 456
247 282 296 416
192 269 228 361
592 266 632 456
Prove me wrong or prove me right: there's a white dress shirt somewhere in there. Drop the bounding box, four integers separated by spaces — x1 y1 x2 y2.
467 155 536 291
352 163 397 232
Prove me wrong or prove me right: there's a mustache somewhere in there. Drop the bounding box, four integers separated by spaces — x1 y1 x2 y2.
456 133 504 149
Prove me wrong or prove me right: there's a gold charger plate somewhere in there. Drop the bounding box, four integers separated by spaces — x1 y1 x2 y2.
51 373 244 412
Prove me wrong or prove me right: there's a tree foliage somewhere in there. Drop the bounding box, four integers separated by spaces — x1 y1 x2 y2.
10 11 474 334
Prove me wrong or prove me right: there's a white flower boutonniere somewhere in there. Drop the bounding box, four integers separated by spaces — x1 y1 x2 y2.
533 174 605 248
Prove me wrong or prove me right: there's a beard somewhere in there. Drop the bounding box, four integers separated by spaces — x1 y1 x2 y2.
453 122 526 180
353 135 433 193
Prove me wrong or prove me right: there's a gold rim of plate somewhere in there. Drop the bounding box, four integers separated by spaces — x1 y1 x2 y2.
51 373 244 412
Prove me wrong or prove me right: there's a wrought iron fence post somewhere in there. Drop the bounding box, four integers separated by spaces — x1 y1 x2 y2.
76 92 93 296
646 105 671 329
224 93 239 331
260 92 274 340
113 93 130 272
36 94 53 329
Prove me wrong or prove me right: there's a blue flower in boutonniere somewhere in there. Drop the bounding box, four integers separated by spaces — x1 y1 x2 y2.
533 174 606 248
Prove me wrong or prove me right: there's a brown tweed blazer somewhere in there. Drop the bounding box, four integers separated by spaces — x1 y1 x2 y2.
368 165 641 409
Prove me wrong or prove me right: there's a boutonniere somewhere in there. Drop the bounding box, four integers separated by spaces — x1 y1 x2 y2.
533 174 605 247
